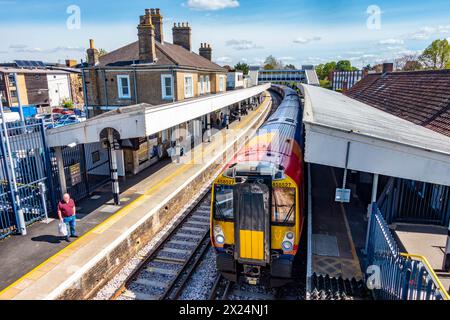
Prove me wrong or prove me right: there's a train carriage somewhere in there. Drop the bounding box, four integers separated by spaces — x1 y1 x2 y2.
211 86 305 287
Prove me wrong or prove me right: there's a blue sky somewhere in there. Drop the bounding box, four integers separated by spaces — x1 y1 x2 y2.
1 0 450 67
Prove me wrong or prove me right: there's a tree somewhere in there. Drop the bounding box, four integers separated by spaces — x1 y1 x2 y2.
336 60 354 71
316 61 336 80
284 64 297 70
395 54 423 71
420 39 450 70
263 55 284 70
234 62 250 75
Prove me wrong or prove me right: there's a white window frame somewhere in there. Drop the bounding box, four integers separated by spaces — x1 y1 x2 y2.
117 75 131 99
205 75 210 93
161 74 174 100
219 76 225 92
184 74 194 98
199 76 204 95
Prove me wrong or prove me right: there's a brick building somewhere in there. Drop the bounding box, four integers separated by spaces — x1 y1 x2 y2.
83 8 227 116
0 63 83 111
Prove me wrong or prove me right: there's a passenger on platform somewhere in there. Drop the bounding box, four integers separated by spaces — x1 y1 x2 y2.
57 193 78 242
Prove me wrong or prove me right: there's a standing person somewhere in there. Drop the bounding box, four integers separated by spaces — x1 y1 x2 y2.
57 193 78 242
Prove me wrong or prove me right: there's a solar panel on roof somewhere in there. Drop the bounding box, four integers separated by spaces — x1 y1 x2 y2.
14 60 46 69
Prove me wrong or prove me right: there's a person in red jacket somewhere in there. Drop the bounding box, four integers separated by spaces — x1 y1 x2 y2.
57 193 78 242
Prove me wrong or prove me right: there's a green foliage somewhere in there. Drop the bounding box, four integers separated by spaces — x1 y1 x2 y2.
420 39 450 69
263 55 284 70
234 62 250 75
62 99 74 109
319 79 331 89
284 64 297 70
316 61 336 80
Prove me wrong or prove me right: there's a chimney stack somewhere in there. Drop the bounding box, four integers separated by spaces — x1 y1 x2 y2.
149 8 164 43
137 10 157 62
86 39 99 66
173 22 192 51
199 43 212 61
383 62 394 74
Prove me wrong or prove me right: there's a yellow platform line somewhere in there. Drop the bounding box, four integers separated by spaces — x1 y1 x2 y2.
0 93 270 299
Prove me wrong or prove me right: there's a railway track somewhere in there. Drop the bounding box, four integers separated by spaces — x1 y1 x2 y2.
112 193 212 300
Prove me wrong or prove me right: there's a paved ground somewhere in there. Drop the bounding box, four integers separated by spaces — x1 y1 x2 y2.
395 224 450 290
310 164 368 280
0 158 171 291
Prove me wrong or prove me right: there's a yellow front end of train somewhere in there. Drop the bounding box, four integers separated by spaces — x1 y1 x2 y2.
210 172 302 287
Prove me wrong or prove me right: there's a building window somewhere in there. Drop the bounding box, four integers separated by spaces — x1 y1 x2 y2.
199 76 204 95
161 74 174 100
117 75 131 99
219 76 225 92
184 75 194 98
205 76 210 93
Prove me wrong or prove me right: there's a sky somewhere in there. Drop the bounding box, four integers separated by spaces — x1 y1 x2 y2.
0 0 450 68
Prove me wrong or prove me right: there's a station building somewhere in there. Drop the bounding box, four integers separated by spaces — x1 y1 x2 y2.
83 9 228 115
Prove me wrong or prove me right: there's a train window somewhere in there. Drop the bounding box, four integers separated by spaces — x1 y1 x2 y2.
214 185 234 220
272 188 296 224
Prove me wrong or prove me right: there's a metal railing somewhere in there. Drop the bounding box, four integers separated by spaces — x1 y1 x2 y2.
366 203 449 300
0 120 55 239
378 177 450 226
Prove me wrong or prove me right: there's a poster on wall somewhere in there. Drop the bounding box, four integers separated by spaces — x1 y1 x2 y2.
69 163 82 186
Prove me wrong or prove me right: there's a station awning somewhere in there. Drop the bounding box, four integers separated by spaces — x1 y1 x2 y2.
46 84 270 148
302 84 450 186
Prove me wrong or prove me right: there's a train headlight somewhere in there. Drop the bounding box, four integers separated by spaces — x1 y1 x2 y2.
282 241 293 251
214 226 225 245
215 235 225 245
286 232 295 241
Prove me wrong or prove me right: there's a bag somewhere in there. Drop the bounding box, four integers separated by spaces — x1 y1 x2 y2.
58 222 68 237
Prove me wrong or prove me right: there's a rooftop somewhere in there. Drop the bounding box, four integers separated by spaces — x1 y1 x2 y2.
97 40 225 72
302 84 450 186
345 69 450 137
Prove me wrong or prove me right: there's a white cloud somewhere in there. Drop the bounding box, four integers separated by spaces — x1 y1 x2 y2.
51 46 86 53
406 25 450 40
379 38 404 45
10 44 27 49
225 39 263 50
186 0 239 11
293 36 321 45
215 56 232 64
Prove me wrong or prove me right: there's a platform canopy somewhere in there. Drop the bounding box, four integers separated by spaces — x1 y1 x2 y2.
302 84 450 186
46 84 270 148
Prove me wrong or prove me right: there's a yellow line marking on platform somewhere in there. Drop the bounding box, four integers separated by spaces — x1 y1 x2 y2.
0 94 271 300
330 167 363 278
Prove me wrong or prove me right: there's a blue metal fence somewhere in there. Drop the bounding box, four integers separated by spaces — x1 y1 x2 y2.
0 120 54 239
379 178 450 226
366 203 449 300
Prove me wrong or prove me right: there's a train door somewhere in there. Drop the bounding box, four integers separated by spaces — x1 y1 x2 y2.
234 180 271 264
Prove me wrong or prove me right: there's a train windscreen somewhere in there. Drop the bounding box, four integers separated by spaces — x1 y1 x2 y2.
214 185 234 220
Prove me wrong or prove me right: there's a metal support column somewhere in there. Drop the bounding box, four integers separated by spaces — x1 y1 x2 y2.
238 101 242 121
365 173 379 256
443 221 450 272
0 97 26 235
54 146 67 197
206 113 211 143
108 128 120 205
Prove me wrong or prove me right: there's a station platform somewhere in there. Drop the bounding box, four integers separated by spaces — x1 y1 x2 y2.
0 93 272 300
394 224 450 291
309 164 366 281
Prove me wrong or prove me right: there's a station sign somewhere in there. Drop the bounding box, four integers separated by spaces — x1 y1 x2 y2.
335 188 351 203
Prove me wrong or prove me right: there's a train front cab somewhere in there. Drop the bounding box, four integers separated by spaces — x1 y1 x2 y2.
211 170 301 288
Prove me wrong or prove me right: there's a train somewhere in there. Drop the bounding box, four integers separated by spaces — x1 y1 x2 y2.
210 85 305 287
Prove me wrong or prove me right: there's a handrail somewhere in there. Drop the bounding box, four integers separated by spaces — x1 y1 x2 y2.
401 253 450 300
